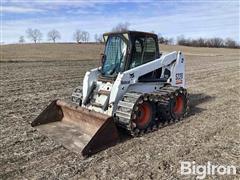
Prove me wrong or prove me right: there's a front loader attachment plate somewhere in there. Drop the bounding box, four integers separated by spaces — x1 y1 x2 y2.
31 100 119 156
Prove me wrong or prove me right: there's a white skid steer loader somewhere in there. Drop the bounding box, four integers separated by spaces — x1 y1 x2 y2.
32 31 189 156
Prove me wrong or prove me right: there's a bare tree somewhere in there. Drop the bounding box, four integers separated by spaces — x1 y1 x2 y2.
158 33 174 45
94 33 102 43
177 35 187 46
94 33 98 43
158 33 165 44
73 30 82 43
19 36 25 43
26 28 42 43
81 31 90 42
167 37 174 45
196 38 205 47
176 35 239 48
205 39 212 47
225 38 237 48
48 29 61 43
208 38 224 48
112 22 130 32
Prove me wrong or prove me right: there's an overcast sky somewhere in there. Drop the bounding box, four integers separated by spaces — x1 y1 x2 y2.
1 0 239 44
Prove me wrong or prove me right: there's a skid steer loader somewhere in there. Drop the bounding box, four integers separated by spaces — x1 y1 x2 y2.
32 31 189 156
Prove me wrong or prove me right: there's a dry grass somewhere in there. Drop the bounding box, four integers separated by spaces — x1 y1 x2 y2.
1 43 103 61
1 43 238 62
0 43 240 179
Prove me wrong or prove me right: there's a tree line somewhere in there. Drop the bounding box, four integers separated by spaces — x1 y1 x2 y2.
158 35 239 48
18 23 130 44
19 28 103 44
19 23 239 49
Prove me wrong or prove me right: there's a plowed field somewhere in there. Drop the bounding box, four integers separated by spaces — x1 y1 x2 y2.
1 44 239 179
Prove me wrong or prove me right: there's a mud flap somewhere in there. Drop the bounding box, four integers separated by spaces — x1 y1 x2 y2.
31 100 119 156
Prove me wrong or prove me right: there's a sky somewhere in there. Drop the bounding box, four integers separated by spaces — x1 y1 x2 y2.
1 0 239 44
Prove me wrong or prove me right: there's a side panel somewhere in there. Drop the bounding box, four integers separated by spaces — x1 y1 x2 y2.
108 74 128 113
128 82 165 93
109 52 180 113
170 52 186 88
82 68 100 104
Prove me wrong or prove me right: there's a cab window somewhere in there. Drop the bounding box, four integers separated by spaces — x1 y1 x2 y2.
102 36 127 76
130 36 157 69
143 37 156 63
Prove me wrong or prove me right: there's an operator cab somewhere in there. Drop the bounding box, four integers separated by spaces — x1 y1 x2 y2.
101 31 160 79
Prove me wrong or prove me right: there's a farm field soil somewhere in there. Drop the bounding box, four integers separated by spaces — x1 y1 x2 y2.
0 44 240 179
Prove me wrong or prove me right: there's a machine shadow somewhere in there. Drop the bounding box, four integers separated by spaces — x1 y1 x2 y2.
187 93 215 116
117 93 215 143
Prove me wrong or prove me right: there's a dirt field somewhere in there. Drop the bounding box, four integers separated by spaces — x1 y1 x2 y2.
1 43 103 62
0 44 239 179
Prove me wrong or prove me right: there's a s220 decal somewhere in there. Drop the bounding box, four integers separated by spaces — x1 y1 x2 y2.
176 73 183 84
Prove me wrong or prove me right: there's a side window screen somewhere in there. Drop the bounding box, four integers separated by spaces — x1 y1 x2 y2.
135 40 142 52
143 37 156 63
130 38 144 68
130 36 157 69
102 36 127 76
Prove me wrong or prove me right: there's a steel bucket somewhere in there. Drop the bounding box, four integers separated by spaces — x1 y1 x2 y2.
31 100 119 156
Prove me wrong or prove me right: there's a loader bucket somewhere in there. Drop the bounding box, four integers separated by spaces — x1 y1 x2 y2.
31 100 119 156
